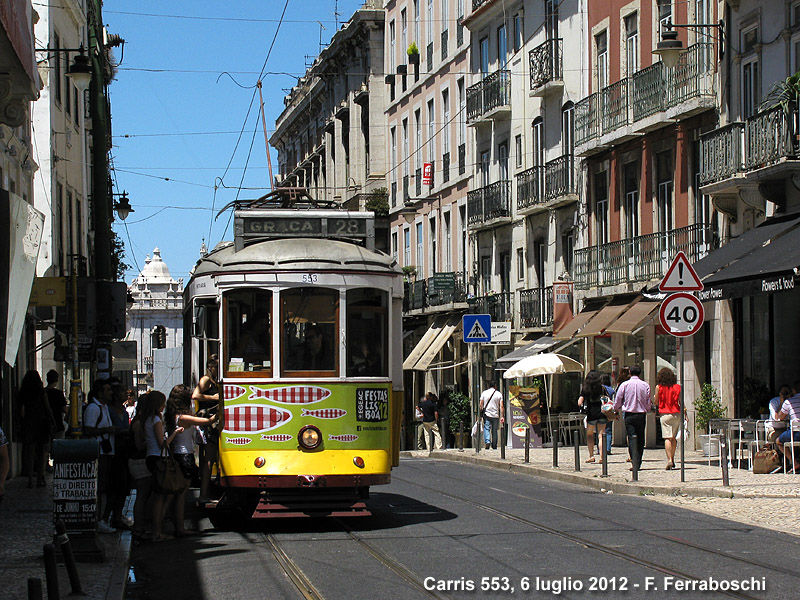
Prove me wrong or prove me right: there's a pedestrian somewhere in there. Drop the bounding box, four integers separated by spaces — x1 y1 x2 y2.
601 373 615 455
145 390 183 542
438 392 451 449
577 371 607 463
418 392 442 450
45 370 68 442
84 379 117 532
125 389 137 420
128 393 153 541
192 355 219 505
105 383 133 529
616 367 632 462
654 367 681 470
612 365 651 472
163 384 216 536
415 397 427 449
18 370 55 488
0 425 9 505
479 382 504 450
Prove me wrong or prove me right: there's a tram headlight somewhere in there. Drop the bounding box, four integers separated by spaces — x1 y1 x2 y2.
298 425 322 450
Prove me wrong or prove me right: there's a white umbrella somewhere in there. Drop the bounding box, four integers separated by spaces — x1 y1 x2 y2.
502 353 584 435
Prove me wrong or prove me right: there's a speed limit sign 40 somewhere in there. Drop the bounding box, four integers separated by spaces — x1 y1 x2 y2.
659 292 704 337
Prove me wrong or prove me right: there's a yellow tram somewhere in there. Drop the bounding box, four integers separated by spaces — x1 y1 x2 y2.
184 188 403 517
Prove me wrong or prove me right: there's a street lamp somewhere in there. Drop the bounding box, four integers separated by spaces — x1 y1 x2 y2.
114 191 134 221
652 19 725 69
66 46 92 91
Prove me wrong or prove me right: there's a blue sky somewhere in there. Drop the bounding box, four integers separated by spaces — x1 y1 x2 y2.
106 1 366 283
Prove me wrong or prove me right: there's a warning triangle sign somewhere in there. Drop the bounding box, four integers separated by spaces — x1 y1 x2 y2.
467 319 488 340
659 251 704 292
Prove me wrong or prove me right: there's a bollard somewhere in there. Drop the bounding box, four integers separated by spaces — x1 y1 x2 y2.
475 419 481 454
429 427 435 455
28 578 43 600
573 427 581 472
720 436 730 487
500 424 506 460
552 418 559 468
458 421 464 452
55 520 82 594
601 436 608 477
524 427 530 463
43 543 60 600
631 435 639 482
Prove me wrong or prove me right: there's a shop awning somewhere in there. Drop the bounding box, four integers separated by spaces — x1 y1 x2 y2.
696 213 800 300
574 298 636 338
495 335 556 366
402 314 461 371
552 305 603 341
602 299 660 335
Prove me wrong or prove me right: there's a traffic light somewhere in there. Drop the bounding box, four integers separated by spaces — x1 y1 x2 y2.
152 325 166 349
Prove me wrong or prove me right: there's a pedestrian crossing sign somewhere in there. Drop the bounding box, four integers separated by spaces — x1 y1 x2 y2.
463 314 491 343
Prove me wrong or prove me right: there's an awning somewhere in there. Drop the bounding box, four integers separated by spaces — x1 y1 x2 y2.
495 336 556 366
402 314 461 371
574 298 636 338
602 299 660 335
695 213 800 300
552 305 603 341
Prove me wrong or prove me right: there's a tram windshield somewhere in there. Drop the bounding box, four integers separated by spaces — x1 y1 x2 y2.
346 288 388 377
225 289 272 375
282 288 338 376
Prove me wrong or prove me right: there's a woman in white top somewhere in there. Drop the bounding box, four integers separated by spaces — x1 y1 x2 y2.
162 385 216 538
144 390 183 541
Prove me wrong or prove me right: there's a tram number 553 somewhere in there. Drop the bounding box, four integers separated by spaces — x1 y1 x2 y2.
659 292 704 338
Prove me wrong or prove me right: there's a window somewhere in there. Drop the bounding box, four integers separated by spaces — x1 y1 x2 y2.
427 0 433 43
415 109 422 170
401 9 407 62
429 215 437 273
562 102 574 156
481 256 492 294
225 289 273 376
692 139 710 226
514 13 523 52
532 118 544 167
390 126 397 188
457 78 466 145
545 0 558 39
404 227 411 266
656 150 674 233
534 242 546 288
402 118 409 181
441 0 448 35
516 248 524 281
515 134 522 168
389 20 396 72
53 33 62 103
63 59 71 115
414 0 420 46
74 87 80 125
497 24 507 67
480 150 490 187
741 26 759 119
392 231 398 262
441 89 450 154
480 37 489 74
623 161 640 238
416 222 424 276
498 141 509 181
443 211 452 271
427 99 435 162
594 170 609 245
657 0 672 34
66 190 74 254
282 288 338 375
625 12 639 76
346 288 388 377
459 205 467 272
561 231 574 275
596 31 608 90
55 182 64 270
75 195 82 257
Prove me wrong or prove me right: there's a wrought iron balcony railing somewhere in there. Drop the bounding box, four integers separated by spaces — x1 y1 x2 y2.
409 279 427 310
466 69 511 122
516 165 545 211
402 174 409 201
519 286 553 328
467 292 513 321
573 224 715 290
517 154 576 211
427 271 468 306
467 180 511 226
415 167 422 196
441 30 448 61
427 42 434 72
442 152 450 183
529 38 562 90
699 122 744 186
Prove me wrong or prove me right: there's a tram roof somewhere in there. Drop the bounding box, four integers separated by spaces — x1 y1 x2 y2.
192 237 400 277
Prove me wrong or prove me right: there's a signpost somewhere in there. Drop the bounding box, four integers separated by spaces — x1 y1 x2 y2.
658 253 704 483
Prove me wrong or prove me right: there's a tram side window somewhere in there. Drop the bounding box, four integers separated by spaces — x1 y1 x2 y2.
282 288 338 375
346 288 388 377
225 290 272 374
193 300 220 378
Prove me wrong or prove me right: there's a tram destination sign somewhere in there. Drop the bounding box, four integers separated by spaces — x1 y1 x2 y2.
235 210 375 251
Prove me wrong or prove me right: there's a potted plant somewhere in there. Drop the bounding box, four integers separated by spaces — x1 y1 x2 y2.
447 391 471 448
694 383 726 456
402 265 417 281
407 42 420 65
759 70 800 154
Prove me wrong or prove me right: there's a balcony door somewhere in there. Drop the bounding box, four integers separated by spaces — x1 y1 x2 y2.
498 141 509 182
656 150 674 267
623 161 640 239
480 37 489 75
594 170 609 246
545 0 558 39
480 150 490 187
532 117 544 199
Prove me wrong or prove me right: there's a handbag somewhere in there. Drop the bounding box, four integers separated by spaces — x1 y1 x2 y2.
153 446 190 494
753 444 781 474
600 395 618 420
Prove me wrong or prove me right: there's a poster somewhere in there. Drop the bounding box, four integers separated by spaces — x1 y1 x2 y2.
53 461 98 530
509 385 542 448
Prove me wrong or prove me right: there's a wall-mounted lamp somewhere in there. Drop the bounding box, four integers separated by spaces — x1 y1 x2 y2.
653 19 724 69
37 45 93 91
114 191 134 221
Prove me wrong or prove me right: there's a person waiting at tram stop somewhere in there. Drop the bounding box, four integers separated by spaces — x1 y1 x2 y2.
418 392 442 450
612 365 651 472
479 382 504 450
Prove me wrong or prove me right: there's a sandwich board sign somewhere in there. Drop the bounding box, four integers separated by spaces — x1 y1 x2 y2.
462 314 491 343
659 251 704 292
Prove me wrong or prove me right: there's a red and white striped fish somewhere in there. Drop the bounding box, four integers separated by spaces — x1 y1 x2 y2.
224 404 292 434
300 407 347 419
260 434 294 442
328 434 358 442
224 384 247 400
225 437 252 446
248 385 330 405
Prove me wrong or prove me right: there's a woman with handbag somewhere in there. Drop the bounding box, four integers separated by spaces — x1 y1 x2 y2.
577 371 607 464
144 390 184 542
192 355 219 505
654 367 681 470
163 385 216 537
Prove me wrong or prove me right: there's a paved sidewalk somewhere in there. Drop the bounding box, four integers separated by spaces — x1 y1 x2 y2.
0 471 130 600
401 444 800 499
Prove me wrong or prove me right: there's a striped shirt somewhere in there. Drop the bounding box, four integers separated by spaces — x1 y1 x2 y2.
779 394 800 421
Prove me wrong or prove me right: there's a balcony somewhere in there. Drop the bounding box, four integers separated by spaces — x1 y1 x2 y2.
517 154 576 213
467 69 511 124
573 224 715 290
519 286 553 328
700 105 799 195
467 180 511 228
467 292 513 321
408 279 427 311
576 44 715 155
403 272 469 313
529 38 563 96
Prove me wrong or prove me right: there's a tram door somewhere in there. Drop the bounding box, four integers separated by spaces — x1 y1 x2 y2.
193 300 220 385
